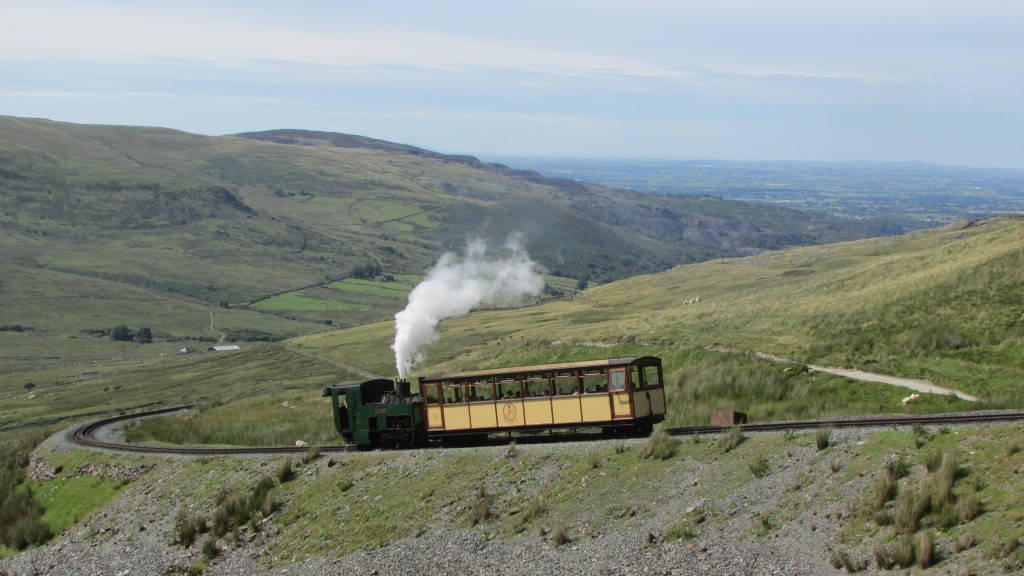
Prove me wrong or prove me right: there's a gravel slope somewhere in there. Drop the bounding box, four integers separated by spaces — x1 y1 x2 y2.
4 423 995 576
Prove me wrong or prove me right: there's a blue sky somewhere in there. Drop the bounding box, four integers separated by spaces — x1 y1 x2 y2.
1 0 1022 167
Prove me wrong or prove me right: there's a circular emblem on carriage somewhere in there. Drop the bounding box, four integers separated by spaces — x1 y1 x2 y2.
502 403 517 421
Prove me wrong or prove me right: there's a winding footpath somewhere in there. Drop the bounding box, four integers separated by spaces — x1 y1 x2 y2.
755 352 979 402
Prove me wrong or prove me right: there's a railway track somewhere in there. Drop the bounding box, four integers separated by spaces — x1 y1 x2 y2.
68 406 1024 457
67 405 357 455
664 410 1024 436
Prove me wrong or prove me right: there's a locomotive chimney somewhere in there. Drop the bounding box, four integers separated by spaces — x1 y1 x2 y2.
395 379 411 397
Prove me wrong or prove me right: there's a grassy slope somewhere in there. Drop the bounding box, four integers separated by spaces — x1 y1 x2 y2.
0 115 876 328
294 217 1023 417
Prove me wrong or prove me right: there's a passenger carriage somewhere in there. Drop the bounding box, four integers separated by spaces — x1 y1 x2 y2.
419 356 666 438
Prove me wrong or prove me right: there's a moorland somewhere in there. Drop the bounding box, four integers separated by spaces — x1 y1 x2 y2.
2 115 1024 573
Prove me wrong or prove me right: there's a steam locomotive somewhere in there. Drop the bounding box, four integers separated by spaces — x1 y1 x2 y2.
323 356 666 448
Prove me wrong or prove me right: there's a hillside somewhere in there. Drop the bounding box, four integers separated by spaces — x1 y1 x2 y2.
292 216 1024 417
1 115 880 343
2 218 1023 573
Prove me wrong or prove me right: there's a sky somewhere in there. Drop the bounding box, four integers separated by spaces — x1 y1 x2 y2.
1 0 1022 168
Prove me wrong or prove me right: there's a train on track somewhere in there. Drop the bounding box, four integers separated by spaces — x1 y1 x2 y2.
323 356 666 449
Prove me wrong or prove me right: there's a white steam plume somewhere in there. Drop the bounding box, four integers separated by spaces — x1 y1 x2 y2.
392 236 544 379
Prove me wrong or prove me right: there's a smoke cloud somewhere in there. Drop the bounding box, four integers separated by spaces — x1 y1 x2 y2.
392 236 544 379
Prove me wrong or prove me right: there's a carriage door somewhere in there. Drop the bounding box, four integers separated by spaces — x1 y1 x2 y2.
610 368 632 419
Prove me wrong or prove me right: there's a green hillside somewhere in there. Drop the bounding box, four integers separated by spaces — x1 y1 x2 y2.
1 115 879 342
292 216 1024 423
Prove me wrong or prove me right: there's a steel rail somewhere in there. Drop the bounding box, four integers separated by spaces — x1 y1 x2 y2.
67 405 357 455
664 410 1024 436
67 406 1024 456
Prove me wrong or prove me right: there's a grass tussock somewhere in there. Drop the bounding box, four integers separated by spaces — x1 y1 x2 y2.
276 461 294 484
874 534 916 569
174 513 207 547
301 445 320 465
815 426 832 451
873 467 897 510
717 426 745 454
639 429 680 460
748 456 770 479
471 485 493 526
549 526 568 548
173 474 279 551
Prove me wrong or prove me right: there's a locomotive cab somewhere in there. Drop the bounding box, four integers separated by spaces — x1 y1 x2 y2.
323 378 427 449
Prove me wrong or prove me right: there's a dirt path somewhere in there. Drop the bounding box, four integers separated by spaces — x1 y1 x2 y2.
755 353 979 402
208 309 226 344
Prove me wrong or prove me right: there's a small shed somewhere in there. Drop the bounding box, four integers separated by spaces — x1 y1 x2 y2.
208 345 241 352
711 410 748 427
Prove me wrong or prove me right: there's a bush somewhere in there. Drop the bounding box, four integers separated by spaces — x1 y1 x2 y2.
0 432 52 550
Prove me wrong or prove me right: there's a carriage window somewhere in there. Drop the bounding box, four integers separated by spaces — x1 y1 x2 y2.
554 372 578 395
498 380 523 399
582 369 607 394
442 382 465 403
630 367 645 390
644 365 662 387
610 369 627 391
424 383 440 404
526 375 550 397
470 380 494 402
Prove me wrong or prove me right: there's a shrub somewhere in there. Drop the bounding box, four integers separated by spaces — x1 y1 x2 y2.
0 432 52 551
640 429 680 460
749 456 770 478
815 426 832 451
717 426 744 454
